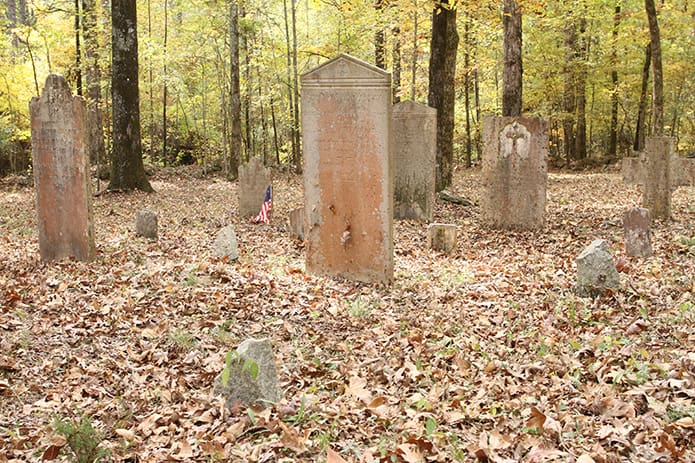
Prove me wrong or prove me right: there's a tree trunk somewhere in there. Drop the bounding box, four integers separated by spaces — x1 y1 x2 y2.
162 0 169 164
74 0 82 95
645 0 663 136
228 0 241 179
608 3 620 160
110 0 153 192
634 44 651 152
563 14 577 161
502 0 522 117
392 26 401 103
463 15 471 168
574 14 587 160
410 6 418 100
428 0 458 192
82 0 106 169
290 0 301 172
374 0 385 69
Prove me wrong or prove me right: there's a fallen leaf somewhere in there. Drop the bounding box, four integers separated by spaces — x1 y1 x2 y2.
327 447 348 463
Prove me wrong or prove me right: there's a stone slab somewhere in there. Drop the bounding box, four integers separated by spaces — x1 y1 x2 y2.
135 209 158 240
239 157 271 218
427 223 457 254
288 207 305 241
642 137 672 219
213 225 239 261
623 207 652 257
576 239 620 297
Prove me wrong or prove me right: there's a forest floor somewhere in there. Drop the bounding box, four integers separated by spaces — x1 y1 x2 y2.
0 166 693 463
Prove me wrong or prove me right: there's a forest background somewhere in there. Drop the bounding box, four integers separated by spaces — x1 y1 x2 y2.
2 0 695 178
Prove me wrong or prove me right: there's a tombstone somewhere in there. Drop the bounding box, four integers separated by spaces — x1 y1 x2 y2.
575 239 620 297
301 54 393 283
621 138 695 219
238 157 271 218
288 207 305 241
623 207 652 257
480 116 548 230
392 101 437 222
213 338 280 409
427 223 457 254
212 225 239 261
135 209 158 240
29 74 95 262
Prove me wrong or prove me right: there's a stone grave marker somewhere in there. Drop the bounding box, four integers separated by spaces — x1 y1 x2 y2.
213 225 239 261
238 157 271 218
621 137 695 219
575 239 620 297
135 209 158 240
480 116 548 230
427 223 457 254
301 54 393 283
623 207 652 257
288 207 305 241
392 100 437 222
30 74 95 262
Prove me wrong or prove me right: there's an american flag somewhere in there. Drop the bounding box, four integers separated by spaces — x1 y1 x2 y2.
252 185 272 224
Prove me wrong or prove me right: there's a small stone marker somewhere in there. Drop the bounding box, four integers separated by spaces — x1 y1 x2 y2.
238 157 271 218
392 100 437 222
427 223 457 254
623 207 652 257
480 116 548 230
214 338 280 409
212 225 239 260
301 54 393 283
576 239 620 297
30 74 95 262
288 207 305 241
135 209 158 240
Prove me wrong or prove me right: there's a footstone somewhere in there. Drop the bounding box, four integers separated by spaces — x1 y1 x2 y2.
288 207 305 241
238 157 271 218
623 207 652 257
30 74 95 262
392 101 436 222
213 338 280 409
301 54 393 283
481 116 548 230
575 239 620 297
135 209 158 240
427 223 457 254
213 225 239 260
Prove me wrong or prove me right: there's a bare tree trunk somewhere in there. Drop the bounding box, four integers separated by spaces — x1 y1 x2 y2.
645 0 663 135
563 13 577 161
574 14 587 160
634 44 651 152
392 26 401 103
74 0 82 95
463 15 471 168
291 0 301 172
374 0 385 69
243 12 252 163
502 0 522 117
410 3 418 101
163 0 169 164
228 0 241 179
428 0 458 191
608 3 620 160
82 0 106 168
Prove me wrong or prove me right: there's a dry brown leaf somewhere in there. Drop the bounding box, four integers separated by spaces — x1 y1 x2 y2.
327 447 348 463
115 428 136 441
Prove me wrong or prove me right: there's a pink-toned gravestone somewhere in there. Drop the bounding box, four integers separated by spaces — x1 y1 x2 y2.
239 157 271 218
480 116 548 230
30 74 95 262
623 207 652 257
301 54 393 283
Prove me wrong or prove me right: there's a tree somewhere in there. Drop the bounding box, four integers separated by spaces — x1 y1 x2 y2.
608 2 620 160
228 0 242 179
502 0 521 117
428 0 458 192
81 0 106 168
109 0 153 192
645 0 663 136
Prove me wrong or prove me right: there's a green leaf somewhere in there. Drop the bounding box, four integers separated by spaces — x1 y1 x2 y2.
243 359 259 380
221 366 230 387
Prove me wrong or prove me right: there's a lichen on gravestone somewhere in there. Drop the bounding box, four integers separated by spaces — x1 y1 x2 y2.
212 225 239 261
575 239 621 297
213 338 280 409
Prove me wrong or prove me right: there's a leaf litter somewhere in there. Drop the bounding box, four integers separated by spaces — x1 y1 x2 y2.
0 166 693 462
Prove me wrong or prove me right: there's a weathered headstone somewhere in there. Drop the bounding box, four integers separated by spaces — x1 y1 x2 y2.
135 209 158 240
392 101 437 222
288 207 305 241
576 239 620 297
213 225 239 260
623 207 652 257
214 338 280 409
301 54 393 283
427 223 457 254
30 74 95 262
238 157 271 218
480 116 548 230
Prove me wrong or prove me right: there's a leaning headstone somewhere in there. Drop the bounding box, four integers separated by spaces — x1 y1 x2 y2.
623 207 652 257
427 223 457 254
392 101 437 222
480 116 548 230
213 338 281 409
288 207 305 241
30 74 95 262
238 157 271 218
135 209 158 240
575 239 620 297
212 225 239 260
301 54 393 283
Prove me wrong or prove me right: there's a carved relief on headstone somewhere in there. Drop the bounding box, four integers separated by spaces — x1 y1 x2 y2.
301 54 393 283
481 116 548 230
30 74 95 262
238 157 272 218
392 101 437 222
623 207 652 257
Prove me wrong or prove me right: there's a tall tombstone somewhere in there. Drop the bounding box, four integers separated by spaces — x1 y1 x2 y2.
301 54 393 283
642 137 673 219
30 74 95 262
392 101 437 222
238 157 271 218
480 116 548 230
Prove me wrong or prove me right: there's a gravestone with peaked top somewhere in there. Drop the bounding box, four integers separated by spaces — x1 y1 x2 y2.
301 54 393 283
480 116 548 230
238 157 271 218
30 74 95 262
392 100 437 222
